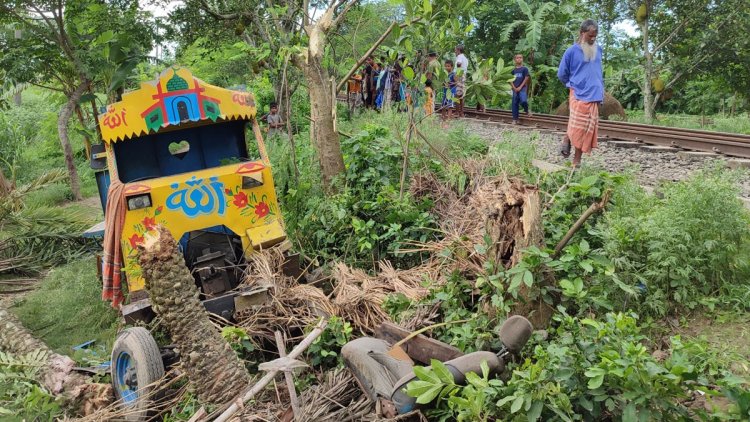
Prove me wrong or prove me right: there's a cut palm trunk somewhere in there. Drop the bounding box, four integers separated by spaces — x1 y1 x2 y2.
137 227 251 404
0 308 112 415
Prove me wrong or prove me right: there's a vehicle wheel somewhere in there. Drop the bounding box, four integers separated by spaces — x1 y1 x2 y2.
111 327 166 421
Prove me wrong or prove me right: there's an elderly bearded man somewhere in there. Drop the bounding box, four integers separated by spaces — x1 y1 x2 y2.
557 19 604 168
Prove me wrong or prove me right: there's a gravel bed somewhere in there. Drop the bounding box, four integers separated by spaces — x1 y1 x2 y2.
463 120 750 199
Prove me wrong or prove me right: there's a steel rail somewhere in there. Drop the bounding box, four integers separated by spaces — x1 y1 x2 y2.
462 108 750 158
335 95 750 158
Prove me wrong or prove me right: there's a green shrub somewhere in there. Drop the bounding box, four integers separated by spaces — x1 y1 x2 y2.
599 167 750 316
0 350 62 421
306 316 353 369
274 124 439 269
492 312 732 421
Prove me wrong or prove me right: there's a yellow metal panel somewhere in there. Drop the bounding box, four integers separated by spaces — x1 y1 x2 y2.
98 67 257 143
119 161 284 292
245 221 287 250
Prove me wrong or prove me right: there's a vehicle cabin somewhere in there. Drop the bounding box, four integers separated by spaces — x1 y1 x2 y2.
88 67 287 319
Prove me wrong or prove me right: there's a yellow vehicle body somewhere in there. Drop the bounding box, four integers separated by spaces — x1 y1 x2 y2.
97 67 284 296
118 162 284 292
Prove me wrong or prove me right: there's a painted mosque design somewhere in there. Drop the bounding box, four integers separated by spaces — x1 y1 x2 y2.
141 70 222 131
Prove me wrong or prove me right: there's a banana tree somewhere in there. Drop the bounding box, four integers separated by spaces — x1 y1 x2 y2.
499 0 570 64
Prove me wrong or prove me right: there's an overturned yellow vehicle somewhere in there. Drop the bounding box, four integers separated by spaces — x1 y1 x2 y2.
86 67 294 419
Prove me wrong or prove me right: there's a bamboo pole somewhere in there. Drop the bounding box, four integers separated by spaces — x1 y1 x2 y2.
211 319 328 422
275 331 301 421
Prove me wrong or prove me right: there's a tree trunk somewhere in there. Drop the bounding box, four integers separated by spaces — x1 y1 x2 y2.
641 17 655 122
75 105 92 160
137 227 251 405
59 83 87 201
0 166 11 197
0 308 112 415
484 180 552 328
301 56 346 188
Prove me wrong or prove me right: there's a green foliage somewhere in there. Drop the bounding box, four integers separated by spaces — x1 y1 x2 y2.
403 271 501 353
494 312 739 421
306 316 353 368
221 326 256 356
162 393 207 422
599 167 750 316
462 57 515 107
406 359 503 422
0 349 62 421
276 123 438 268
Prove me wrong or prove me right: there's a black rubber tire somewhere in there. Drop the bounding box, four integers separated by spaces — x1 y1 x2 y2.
111 327 166 421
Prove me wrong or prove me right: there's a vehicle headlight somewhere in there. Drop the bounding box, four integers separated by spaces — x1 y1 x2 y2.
242 174 263 189
127 194 152 210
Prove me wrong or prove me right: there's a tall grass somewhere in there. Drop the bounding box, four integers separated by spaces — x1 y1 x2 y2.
11 258 118 353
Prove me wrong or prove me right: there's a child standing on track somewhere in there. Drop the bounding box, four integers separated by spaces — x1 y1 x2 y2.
510 53 531 124
441 59 457 122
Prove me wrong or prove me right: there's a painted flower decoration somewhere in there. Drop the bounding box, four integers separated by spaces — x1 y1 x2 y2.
142 216 156 231
225 188 233 195
233 192 248 208
129 233 144 249
155 205 163 216
255 202 270 218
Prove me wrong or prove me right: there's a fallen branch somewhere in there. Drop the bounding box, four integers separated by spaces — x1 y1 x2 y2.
413 125 451 163
553 189 612 258
211 319 328 422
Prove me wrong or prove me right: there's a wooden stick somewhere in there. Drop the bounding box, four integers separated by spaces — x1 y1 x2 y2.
275 331 301 421
413 126 451 164
212 319 328 422
553 190 612 258
187 407 206 422
251 118 271 165
336 22 396 94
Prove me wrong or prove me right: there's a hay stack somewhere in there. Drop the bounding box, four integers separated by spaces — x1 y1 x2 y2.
331 261 436 334
236 249 335 344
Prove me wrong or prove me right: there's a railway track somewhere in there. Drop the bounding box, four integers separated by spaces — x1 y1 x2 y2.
462 108 750 159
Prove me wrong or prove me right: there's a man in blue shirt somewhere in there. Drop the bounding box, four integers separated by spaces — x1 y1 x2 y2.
510 53 531 124
557 19 604 167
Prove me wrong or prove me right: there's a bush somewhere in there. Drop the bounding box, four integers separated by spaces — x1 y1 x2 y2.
410 313 748 421
493 312 741 421
274 123 439 269
599 167 750 316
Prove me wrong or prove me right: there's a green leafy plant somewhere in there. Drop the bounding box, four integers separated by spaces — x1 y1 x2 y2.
0 349 62 420
306 317 353 369
221 326 255 357
406 359 503 422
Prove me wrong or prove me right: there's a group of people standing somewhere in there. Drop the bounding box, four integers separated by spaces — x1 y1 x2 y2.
349 18 604 168
361 56 407 111
356 45 470 122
